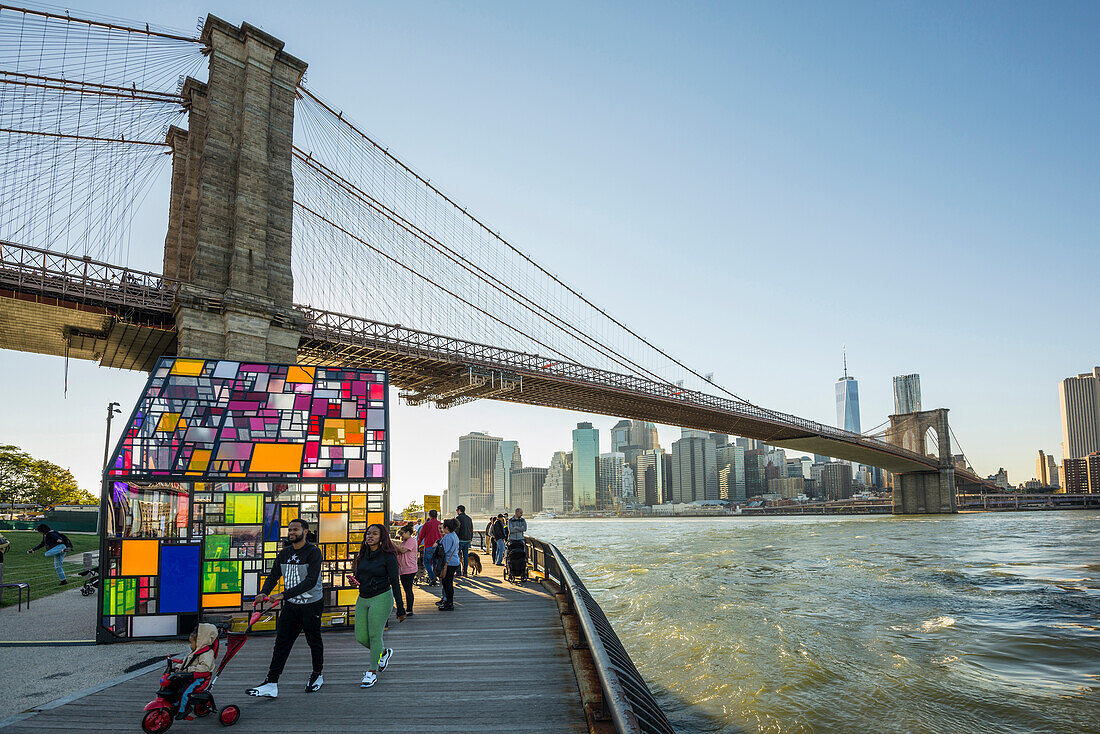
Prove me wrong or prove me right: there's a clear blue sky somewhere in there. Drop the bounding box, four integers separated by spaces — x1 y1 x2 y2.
1 1 1097 506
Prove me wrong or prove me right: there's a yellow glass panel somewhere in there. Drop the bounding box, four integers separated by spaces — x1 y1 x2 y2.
280 507 299 525
120 539 159 576
171 359 206 376
225 493 263 524
319 512 348 543
188 449 211 472
285 365 316 383
155 412 181 433
202 592 242 608
337 588 359 606
249 443 304 473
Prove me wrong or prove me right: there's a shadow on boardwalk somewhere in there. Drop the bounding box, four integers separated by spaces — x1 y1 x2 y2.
0 571 586 732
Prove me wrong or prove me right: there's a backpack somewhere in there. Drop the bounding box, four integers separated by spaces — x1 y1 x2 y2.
57 531 74 549
432 544 446 578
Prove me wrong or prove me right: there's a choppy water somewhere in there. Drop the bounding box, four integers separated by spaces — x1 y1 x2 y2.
526 512 1100 734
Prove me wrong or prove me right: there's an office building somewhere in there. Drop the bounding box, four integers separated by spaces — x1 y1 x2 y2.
446 451 460 513
636 449 670 505
492 440 523 511
1060 368 1100 459
988 468 1009 489
543 451 573 512
709 433 728 448
1036 450 1060 488
572 422 600 510
717 444 746 502
1062 454 1099 494
598 452 626 508
631 420 660 451
611 420 633 453
893 374 922 414
671 429 718 502
511 467 548 513
622 464 635 502
768 476 805 499
457 432 502 514
836 354 861 434
744 448 765 497
765 447 787 477
820 462 853 500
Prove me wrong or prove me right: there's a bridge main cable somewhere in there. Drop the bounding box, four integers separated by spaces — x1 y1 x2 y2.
0 4 199 43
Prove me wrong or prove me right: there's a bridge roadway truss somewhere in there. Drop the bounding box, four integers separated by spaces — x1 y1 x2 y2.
0 239 992 489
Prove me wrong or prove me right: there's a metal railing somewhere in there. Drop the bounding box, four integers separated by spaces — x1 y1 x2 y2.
525 536 676 734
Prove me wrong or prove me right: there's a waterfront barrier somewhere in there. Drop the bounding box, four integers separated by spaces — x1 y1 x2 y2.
525 536 677 734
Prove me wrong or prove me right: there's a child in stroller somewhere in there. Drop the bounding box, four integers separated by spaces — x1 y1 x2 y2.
503 539 528 583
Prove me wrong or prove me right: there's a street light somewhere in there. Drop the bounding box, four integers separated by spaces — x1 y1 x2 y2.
102 402 122 471
97 402 122 538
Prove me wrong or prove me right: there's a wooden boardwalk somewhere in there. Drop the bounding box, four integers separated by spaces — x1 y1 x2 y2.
2 571 587 733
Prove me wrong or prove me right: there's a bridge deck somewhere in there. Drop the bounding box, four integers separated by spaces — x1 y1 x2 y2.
1 573 587 733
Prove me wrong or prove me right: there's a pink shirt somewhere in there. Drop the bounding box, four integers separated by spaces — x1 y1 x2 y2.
396 536 418 575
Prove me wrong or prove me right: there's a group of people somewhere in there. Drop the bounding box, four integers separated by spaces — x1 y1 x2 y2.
487 508 527 565
246 504 511 697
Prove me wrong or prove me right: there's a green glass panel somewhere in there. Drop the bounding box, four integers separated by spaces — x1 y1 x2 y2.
204 534 230 559
103 577 137 615
225 493 263 524
203 560 241 593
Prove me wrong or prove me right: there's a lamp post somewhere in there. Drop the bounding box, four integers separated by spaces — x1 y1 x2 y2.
97 402 121 538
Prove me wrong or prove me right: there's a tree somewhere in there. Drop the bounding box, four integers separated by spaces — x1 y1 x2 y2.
0 445 97 507
399 500 423 519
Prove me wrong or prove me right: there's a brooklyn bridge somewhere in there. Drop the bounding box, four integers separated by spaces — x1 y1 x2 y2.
0 4 994 513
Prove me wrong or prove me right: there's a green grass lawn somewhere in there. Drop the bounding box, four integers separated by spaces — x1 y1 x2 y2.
0 530 99 607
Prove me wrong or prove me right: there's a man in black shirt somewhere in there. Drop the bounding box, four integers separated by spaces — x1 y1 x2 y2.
454 505 474 577
247 518 324 698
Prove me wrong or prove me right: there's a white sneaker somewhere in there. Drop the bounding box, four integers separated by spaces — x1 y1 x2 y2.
378 648 393 672
247 681 278 698
305 672 324 691
360 671 377 688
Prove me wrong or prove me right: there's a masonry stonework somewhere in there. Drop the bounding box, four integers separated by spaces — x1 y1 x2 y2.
887 408 958 514
163 16 306 363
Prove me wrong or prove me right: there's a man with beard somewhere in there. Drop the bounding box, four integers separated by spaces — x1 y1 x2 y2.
247 518 324 697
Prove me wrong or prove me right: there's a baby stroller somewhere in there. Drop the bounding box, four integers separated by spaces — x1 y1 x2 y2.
140 600 277 732
503 539 528 583
78 564 98 597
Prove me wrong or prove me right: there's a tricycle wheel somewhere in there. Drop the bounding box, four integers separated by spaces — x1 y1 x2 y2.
81 586 94 596
141 708 173 733
194 701 212 717
219 704 240 727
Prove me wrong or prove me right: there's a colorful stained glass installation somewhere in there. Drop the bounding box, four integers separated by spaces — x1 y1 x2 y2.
107 358 388 481
100 358 390 642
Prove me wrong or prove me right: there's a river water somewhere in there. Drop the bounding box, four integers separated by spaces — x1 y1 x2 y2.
525 512 1100 734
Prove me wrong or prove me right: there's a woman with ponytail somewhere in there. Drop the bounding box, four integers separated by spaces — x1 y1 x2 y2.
349 523 406 688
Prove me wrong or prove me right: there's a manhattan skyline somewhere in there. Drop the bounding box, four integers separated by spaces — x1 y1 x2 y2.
0 1 1096 509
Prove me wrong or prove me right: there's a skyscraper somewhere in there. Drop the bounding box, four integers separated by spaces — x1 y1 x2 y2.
1036 450 1060 488
836 351 861 434
631 420 660 451
670 429 718 502
717 443 746 502
543 451 573 512
610 420 633 453
636 449 669 505
510 467 548 513
820 462 853 500
457 432 502 514
597 452 626 508
446 451 460 513
572 422 600 510
621 464 635 502
893 374 922 414
492 440 523 511
1059 367 1100 459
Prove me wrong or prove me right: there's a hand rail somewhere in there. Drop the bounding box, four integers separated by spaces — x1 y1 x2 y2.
526 536 676 734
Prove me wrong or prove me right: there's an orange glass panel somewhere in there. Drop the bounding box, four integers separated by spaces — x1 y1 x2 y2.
155 413 180 432
188 450 211 473
367 512 384 528
121 539 159 576
285 366 316 383
171 359 206 376
202 592 242 608
281 506 299 525
249 443 304 472
319 512 348 543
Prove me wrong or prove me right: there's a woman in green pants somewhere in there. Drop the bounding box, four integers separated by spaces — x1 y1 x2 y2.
351 523 406 688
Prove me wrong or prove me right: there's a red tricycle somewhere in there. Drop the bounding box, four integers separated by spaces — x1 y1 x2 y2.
140 600 278 733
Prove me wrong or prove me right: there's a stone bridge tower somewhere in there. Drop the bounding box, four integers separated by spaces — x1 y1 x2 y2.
162 16 306 363
887 408 957 514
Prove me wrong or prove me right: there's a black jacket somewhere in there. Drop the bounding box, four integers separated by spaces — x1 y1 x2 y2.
455 512 474 541
353 546 405 615
31 530 72 552
490 519 506 540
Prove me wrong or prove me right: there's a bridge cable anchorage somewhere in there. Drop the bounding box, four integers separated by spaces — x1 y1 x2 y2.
290 148 701 390
293 84 762 408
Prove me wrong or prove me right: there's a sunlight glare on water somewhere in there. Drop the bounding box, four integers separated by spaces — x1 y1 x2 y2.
527 512 1100 734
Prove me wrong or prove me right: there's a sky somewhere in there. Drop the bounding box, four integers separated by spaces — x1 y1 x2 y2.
1 1 1097 508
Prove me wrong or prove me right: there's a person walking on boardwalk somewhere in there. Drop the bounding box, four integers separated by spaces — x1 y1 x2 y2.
435 519 461 611
26 523 73 584
247 518 325 698
454 505 474 576
491 514 507 566
418 509 443 586
395 523 418 615
350 523 406 688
